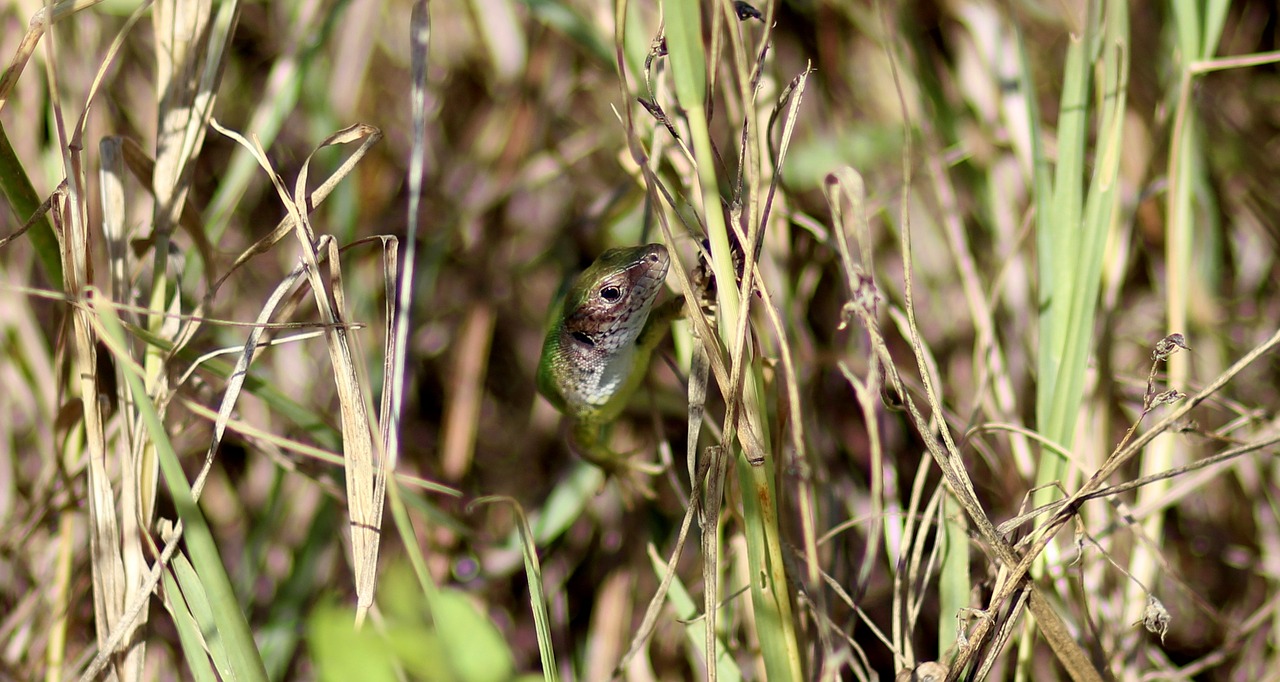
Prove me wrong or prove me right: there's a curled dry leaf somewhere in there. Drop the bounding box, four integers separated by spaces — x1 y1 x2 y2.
1139 594 1171 644
1153 333 1190 361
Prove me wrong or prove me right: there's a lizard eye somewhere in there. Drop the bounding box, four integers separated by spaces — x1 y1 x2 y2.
599 286 622 302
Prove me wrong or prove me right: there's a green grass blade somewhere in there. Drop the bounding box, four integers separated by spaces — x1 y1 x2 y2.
161 563 221 682
659 1 800 677
0 122 62 286
472 496 559 682
659 0 706 110
1045 2 1128 453
647 546 743 681
1034 31 1089 443
171 552 233 678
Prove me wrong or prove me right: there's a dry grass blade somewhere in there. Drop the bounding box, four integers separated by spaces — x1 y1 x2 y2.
297 129 388 626
96 133 152 682
37 8 139 673
823 171 892 660
320 235 385 625
210 119 385 623
56 188 131 679
195 243 330 501
99 136 218 292
383 0 430 510
0 0 106 113
869 6 1104 678
948 326 1280 677
147 0 239 394
188 124 382 345
152 0 234 235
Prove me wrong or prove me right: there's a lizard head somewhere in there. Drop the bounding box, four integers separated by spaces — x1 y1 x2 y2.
537 243 672 416
560 243 670 355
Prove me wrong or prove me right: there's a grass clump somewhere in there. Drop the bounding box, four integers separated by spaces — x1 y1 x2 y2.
2 1 1280 680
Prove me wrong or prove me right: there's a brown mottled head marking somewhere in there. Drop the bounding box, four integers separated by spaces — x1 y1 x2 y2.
562 244 670 354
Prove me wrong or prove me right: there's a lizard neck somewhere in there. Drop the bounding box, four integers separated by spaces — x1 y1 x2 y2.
548 311 649 415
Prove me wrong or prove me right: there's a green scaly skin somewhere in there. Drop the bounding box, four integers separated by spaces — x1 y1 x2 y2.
537 244 683 488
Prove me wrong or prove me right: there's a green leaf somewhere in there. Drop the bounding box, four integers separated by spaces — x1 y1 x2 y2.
308 600 403 682
0 121 62 286
431 588 516 682
660 0 706 109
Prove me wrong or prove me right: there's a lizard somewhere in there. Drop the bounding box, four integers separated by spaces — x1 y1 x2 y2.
536 243 684 494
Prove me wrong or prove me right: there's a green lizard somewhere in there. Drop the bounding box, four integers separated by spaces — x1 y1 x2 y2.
537 243 683 490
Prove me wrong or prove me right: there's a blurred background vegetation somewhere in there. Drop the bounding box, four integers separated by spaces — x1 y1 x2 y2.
2 0 1279 680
